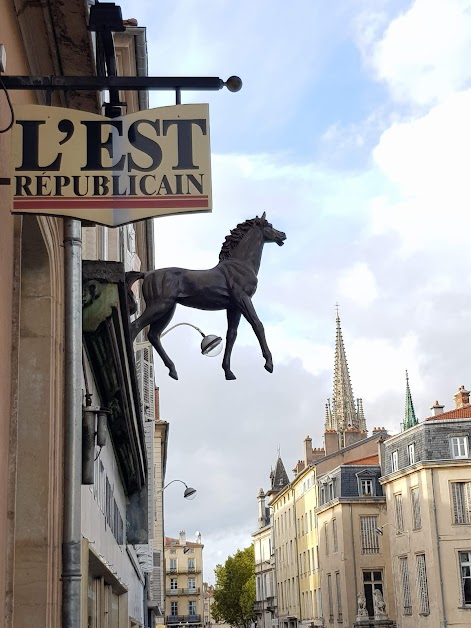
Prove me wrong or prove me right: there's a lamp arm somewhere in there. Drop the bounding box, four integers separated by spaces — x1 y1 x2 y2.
161 322 205 338
162 479 189 491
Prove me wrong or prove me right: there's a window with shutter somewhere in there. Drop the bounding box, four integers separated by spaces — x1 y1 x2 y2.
395 493 404 532
399 557 412 615
411 487 422 530
451 482 471 524
360 516 379 554
332 518 338 553
135 342 155 421
327 574 333 622
416 554 430 615
335 572 342 622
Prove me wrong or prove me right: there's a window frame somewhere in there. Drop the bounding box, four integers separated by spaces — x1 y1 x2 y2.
408 443 416 465
458 551 471 607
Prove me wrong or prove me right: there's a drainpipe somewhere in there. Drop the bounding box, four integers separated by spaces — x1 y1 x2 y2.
62 218 83 628
349 505 359 609
430 469 447 628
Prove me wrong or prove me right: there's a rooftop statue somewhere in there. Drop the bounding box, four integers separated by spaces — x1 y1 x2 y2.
127 212 286 380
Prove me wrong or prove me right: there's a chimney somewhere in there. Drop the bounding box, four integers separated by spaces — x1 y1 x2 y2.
454 386 470 409
304 435 313 465
257 488 267 529
179 530 186 545
430 400 445 416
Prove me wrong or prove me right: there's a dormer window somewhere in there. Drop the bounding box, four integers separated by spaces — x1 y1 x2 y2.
451 436 469 459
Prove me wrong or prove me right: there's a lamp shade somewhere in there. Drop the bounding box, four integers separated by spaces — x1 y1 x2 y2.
200 334 223 357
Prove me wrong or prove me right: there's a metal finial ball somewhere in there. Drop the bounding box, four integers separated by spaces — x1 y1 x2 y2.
225 76 242 92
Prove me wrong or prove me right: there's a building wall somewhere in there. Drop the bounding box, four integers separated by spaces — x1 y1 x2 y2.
382 462 471 627
253 525 276 628
293 468 321 626
271 487 299 627
0 3 37 623
165 535 205 626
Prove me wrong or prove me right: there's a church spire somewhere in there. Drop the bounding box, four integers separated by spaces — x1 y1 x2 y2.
403 370 418 430
331 306 358 435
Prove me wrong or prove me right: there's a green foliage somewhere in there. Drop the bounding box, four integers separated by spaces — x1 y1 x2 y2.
212 545 256 628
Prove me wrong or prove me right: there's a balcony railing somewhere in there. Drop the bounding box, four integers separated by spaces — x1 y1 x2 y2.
166 567 201 574
166 615 202 624
167 588 200 596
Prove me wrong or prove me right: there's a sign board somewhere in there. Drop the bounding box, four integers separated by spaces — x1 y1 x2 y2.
11 104 211 226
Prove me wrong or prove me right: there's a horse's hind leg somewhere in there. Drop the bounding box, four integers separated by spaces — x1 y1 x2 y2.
222 307 241 380
148 306 178 380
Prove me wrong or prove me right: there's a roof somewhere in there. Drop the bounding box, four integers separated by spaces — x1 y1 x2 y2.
165 536 201 547
345 454 379 465
425 405 471 421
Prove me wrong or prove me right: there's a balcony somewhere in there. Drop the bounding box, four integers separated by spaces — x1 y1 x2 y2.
166 567 201 575
167 588 201 596
166 615 202 624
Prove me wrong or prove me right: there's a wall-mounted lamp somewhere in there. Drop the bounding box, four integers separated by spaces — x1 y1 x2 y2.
159 478 197 500
161 322 223 358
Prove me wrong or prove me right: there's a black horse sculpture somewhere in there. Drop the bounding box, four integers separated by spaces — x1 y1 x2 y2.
127 212 286 380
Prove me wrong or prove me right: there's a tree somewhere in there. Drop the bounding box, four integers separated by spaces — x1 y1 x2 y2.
212 545 256 628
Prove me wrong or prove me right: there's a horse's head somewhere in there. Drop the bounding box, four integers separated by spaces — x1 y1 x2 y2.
258 211 287 246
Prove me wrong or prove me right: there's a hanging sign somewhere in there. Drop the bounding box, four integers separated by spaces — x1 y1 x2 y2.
11 104 212 227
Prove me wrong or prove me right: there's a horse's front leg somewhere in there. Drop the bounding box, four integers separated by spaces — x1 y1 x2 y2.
222 307 241 380
235 291 273 373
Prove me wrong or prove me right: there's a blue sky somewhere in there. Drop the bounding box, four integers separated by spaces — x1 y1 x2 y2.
117 0 471 580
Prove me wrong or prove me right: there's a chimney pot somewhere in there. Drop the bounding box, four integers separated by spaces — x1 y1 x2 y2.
454 386 470 409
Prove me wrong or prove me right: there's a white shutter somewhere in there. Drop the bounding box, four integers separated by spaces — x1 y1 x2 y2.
360 516 379 554
135 342 155 421
395 493 404 532
416 554 430 615
399 557 412 614
411 487 421 530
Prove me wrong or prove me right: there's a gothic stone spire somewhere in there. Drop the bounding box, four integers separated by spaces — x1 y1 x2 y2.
332 307 358 434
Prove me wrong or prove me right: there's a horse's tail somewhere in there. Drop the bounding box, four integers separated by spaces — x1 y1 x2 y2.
125 271 147 315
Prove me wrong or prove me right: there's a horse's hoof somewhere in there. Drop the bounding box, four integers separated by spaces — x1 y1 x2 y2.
225 371 237 380
169 370 179 380
264 363 273 373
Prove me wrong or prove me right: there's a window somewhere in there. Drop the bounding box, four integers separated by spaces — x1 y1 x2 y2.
170 601 178 616
320 486 326 505
328 480 335 501
391 450 399 472
416 554 430 615
395 493 404 532
408 443 416 465
360 479 374 496
324 522 329 556
327 574 334 622
335 572 343 622
332 519 338 553
188 558 195 571
399 557 412 615
459 551 471 606
451 436 469 459
169 558 177 572
188 578 196 591
451 482 471 524
189 601 197 616
363 570 383 618
170 578 178 590
360 516 380 554
411 487 422 530
170 549 176 554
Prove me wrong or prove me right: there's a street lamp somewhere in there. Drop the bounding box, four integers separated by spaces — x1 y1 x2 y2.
161 479 197 500
161 322 223 357
375 523 409 536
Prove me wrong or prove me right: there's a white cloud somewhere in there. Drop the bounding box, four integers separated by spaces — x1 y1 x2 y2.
370 0 471 105
337 262 379 307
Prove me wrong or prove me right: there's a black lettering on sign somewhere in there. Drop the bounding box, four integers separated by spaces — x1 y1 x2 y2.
81 121 125 171
127 120 162 173
162 119 207 170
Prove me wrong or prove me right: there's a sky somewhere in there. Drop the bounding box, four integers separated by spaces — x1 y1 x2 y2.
118 0 471 582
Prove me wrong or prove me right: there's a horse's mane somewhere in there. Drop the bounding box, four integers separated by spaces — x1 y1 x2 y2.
219 216 263 261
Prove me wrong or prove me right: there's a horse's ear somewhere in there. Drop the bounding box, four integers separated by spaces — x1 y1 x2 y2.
261 211 266 220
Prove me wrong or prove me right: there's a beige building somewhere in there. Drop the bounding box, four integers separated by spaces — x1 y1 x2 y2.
165 532 205 628
316 454 394 625
380 385 471 628
253 488 277 628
